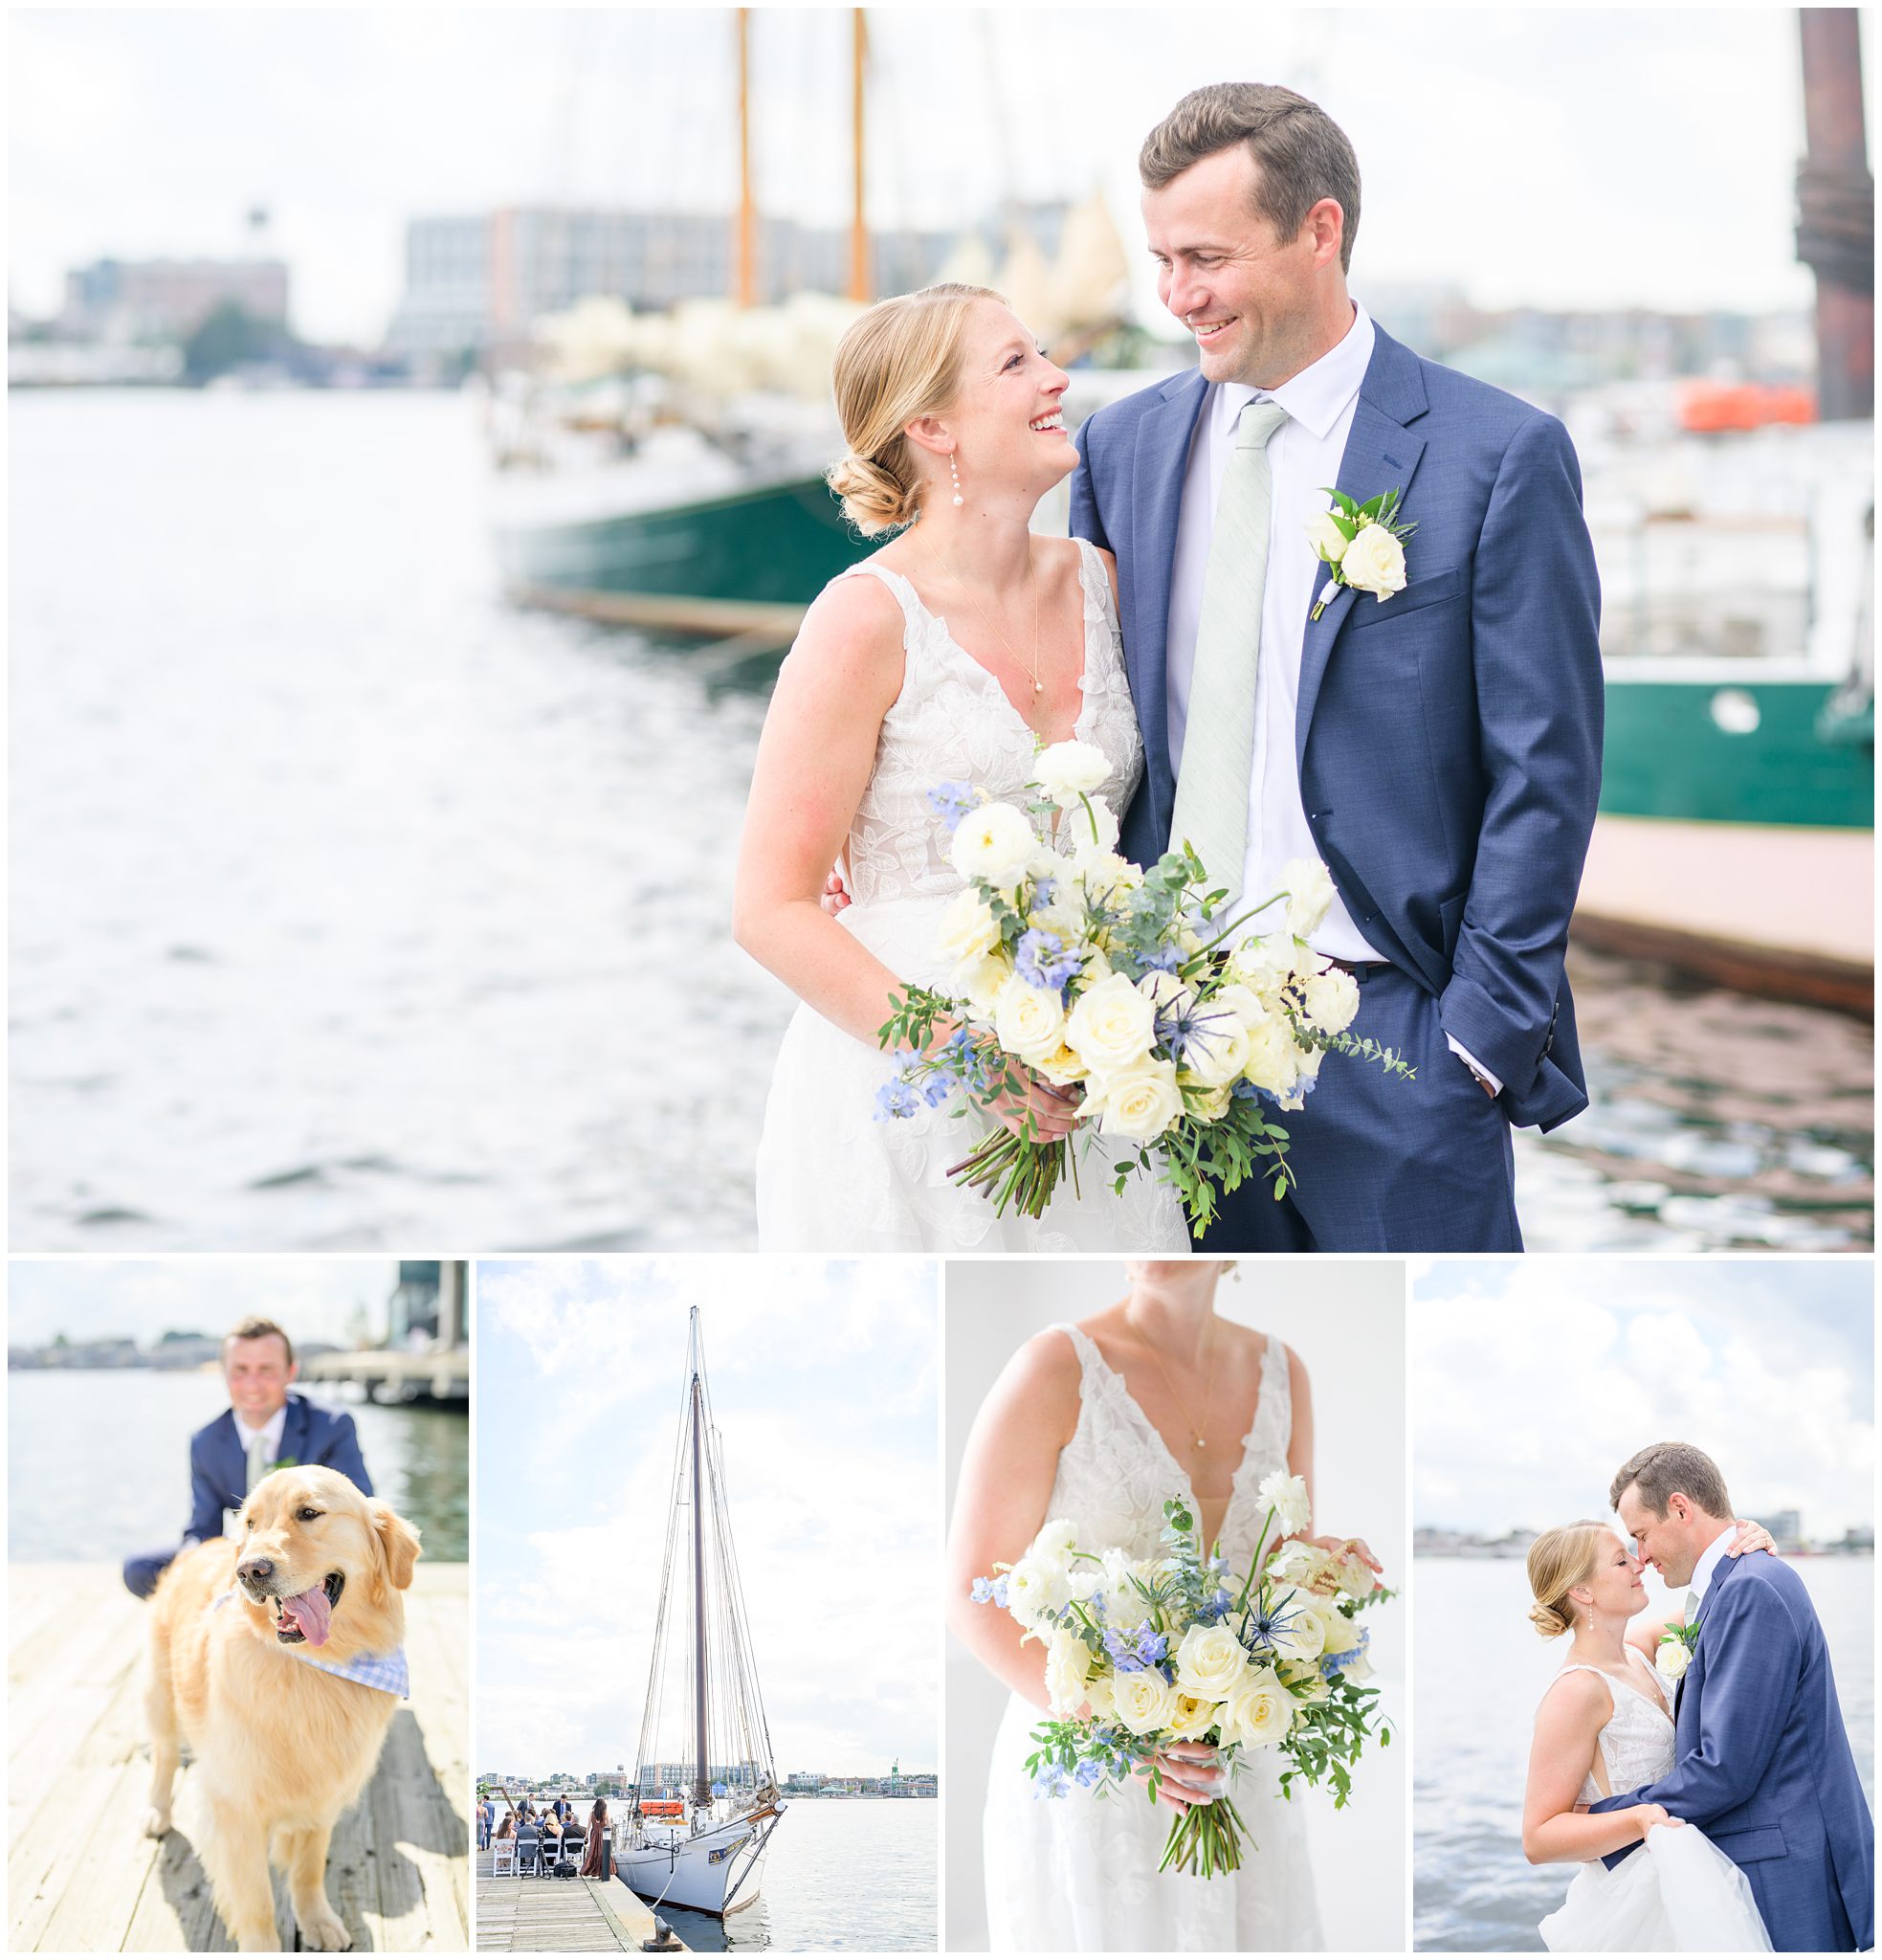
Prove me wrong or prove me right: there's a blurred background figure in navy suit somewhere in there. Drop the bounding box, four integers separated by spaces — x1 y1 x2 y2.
122 1314 372 1599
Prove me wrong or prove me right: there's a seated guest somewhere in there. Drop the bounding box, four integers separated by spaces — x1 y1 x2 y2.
122 1314 373 1599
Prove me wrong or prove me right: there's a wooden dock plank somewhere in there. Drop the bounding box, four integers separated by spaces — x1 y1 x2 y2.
473 1858 688 1953
9 1562 469 1953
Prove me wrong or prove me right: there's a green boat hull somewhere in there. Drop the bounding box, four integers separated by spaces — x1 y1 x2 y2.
1601 679 1873 830
495 474 872 607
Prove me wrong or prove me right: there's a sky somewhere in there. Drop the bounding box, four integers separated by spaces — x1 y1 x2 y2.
11 7 1874 343
1410 1258 1875 1541
7 1257 403 1347
476 1257 939 1781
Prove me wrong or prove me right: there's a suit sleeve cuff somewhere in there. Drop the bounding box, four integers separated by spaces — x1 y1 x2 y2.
1447 1036 1503 1098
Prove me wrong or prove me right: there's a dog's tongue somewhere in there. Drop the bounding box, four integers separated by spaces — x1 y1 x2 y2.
282 1586 332 1647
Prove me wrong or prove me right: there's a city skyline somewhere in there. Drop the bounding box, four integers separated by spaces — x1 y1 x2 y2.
1412 1259 1875 1540
11 9 1871 342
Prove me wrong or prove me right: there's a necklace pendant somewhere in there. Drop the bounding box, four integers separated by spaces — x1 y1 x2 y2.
1033 679 1043 693
1195 1437 1207 1449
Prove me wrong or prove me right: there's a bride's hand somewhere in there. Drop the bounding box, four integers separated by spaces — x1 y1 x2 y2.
1301 1533 1385 1578
820 866 852 916
1138 1743 1226 1816
988 1068 1086 1143
1724 1519 1777 1559
1636 1803 1685 1835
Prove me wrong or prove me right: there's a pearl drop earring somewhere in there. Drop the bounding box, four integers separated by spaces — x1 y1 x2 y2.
949 453 963 508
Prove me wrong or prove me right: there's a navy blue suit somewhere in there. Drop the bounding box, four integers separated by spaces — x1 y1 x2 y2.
122 1392 372 1598
1072 323 1603 1251
1589 1551 1873 1951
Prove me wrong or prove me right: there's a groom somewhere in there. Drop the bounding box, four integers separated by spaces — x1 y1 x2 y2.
1590 1441 1873 1951
1073 83 1604 1252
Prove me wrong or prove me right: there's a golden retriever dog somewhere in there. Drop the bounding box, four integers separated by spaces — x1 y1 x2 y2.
142 1464 422 1951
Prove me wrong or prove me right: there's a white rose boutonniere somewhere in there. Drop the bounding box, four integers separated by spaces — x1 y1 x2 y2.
1656 1624 1698 1682
1308 484 1419 618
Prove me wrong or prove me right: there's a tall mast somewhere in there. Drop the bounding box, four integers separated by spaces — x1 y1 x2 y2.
735 10 757 307
690 1309 710 1803
1795 9 1873 420
847 10 870 302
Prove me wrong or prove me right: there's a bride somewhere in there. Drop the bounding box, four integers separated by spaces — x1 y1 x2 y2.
1521 1518 1775 1950
945 1258 1382 1949
732 283 1186 1253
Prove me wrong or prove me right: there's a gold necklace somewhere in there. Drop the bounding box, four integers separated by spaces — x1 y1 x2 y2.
1144 1321 1217 1451
916 529 1045 697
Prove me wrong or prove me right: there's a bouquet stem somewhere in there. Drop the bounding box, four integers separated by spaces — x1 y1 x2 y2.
1158 1794 1250 1880
945 1128 1067 1220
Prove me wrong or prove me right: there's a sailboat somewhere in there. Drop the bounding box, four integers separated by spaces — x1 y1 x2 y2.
615 1305 785 1918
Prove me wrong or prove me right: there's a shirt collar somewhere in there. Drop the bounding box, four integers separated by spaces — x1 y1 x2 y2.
233 1403 288 1457
1215 301 1374 443
1690 1522 1737 1603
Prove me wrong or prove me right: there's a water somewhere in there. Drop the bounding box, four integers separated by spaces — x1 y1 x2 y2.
7 1369 469 1561
11 390 1871 1252
487 1797 937 1950
1411 1555 1874 1950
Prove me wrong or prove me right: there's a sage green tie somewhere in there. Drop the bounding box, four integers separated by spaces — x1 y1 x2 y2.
1170 398 1291 915
1682 1589 1698 1625
247 1436 269 1493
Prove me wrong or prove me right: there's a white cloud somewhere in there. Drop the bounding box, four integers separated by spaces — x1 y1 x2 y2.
1412 1261 1874 1539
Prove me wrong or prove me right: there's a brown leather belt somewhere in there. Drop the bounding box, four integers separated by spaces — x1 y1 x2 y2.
1322 956 1389 981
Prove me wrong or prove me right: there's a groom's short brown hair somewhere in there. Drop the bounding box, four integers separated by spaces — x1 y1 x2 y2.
1140 83 1362 273
1610 1441 1733 1520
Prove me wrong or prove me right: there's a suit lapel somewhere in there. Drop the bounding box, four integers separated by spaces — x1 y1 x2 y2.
210 1410 244 1507
279 1393 307 1468
1132 371 1209 847
1678 1559 1733 1719
1295 330 1431 773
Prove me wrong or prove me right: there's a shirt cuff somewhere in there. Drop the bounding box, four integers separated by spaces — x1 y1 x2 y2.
1447 1036 1503 1098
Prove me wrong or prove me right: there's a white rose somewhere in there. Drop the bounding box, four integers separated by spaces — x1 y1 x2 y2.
1174 1624 1255 1702
1068 791 1120 865
1030 1519 1081 1564
1304 507 1351 565
1241 1018 1303 1098
994 974 1069 1066
1110 1670 1181 1737
1187 1082 1232 1124
1044 1629 1096 1714
1656 1637 1693 1683
1034 739 1112 806
1138 969 1189 1013
1091 1058 1185 1144
935 887 1001 965
1168 1693 1222 1741
1271 1588 1328 1661
1005 1552 1069 1629
1031 1042 1089 1088
951 801 1037 887
1257 1470 1312 1537
1220 1668 1295 1748
952 949 1014 1022
1273 1039 1325 1113
1082 1674 1117 1721
1320 1610 1365 1661
1282 858 1337 939
1340 522 1407 600
1065 972 1159 1076
1279 1656 1334 1704
1179 1001 1251 1087
1298 961 1360 1036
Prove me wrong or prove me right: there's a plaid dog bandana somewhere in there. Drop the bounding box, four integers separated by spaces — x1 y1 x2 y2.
212 1589 410 1699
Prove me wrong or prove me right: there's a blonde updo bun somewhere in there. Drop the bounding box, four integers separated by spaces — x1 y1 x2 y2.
1525 1520 1608 1640
826 282 1006 537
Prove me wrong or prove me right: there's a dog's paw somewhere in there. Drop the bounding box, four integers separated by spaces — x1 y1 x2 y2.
296 1909 352 1951
141 1807 172 1839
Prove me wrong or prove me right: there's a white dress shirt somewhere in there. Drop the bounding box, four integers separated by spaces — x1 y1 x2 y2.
1688 1521 1738 1610
1165 301 1499 1092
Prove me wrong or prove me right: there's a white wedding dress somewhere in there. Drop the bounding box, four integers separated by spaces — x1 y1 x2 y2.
755 542 1187 1252
984 1324 1324 1951
1538 1650 1771 1951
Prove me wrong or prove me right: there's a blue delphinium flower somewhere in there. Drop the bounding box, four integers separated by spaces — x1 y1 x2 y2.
919 1070 958 1108
926 781 978 832
1015 926 1080 992
941 1026 1000 1097
1074 1760 1103 1790
970 1573 1009 1608
1101 1622 1169 1674
874 1080 919 1122
1320 1623 1369 1677
1031 1764 1072 1800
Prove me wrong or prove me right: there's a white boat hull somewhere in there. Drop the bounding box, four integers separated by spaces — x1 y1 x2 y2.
617 1808 781 1917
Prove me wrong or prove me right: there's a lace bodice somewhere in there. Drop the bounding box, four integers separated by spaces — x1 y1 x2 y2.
1551 1657 1675 1806
824 539 1145 906
1045 1324 1292 1565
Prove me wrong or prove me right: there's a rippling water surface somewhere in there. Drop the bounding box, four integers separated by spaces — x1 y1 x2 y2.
11 390 1871 1251
1411 1555 1874 1950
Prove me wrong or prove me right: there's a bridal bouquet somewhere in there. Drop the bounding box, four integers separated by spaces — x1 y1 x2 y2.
972 1478 1394 1879
873 743 1413 1229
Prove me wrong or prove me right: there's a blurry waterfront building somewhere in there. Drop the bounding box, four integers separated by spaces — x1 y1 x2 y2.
384 202 1069 359
1755 1509 1805 1550
58 256 289 344
387 1258 468 1352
